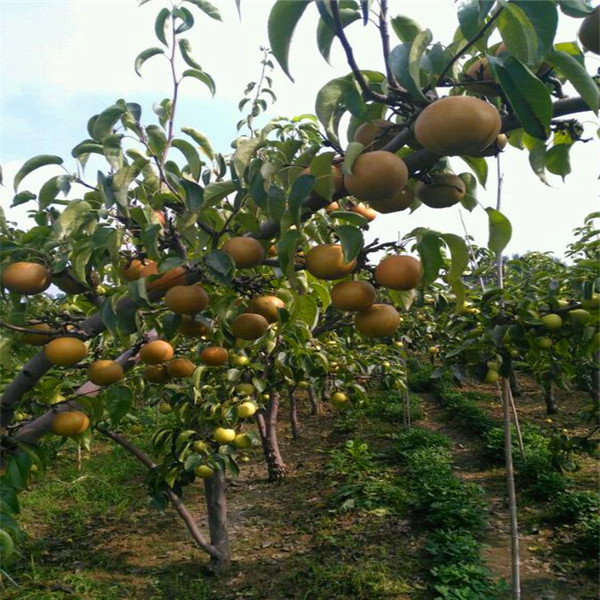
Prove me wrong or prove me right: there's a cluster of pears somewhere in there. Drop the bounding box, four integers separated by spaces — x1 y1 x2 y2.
335 94 503 215
302 243 422 338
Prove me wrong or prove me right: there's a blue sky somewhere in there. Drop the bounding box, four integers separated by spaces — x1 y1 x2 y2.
1 0 598 259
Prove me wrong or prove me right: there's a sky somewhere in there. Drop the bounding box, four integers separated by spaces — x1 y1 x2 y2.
1 0 599 261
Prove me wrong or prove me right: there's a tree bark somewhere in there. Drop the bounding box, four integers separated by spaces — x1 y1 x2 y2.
255 394 287 482
203 470 231 573
509 366 521 398
542 380 558 415
11 334 157 445
591 350 600 405
308 385 322 416
290 391 300 440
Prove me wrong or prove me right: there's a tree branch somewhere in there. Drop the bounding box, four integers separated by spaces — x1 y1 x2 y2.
436 5 505 87
330 0 390 104
98 427 224 562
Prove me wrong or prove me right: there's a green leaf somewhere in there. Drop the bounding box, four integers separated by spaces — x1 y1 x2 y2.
113 165 143 207
315 75 355 143
181 127 215 160
233 137 263 179
6 451 31 491
268 0 313 82
416 231 444 286
146 125 167 156
105 385 134 425
181 69 216 96
204 180 237 207
459 155 488 187
527 140 550 185
389 42 428 101
545 143 572 180
141 223 162 260
0 481 20 515
328 210 368 227
292 294 319 330
71 140 104 160
288 174 315 226
439 233 469 283
102 134 124 170
13 155 63 192
39 175 72 209
154 7 170 45
162 312 182 340
546 50 599 115
172 138 202 180
486 207 512 256
53 200 92 237
497 3 539 64
93 105 126 142
440 233 468 308
204 250 235 285
308 151 335 201
277 228 301 284
488 56 552 140
510 1 558 63
408 29 433 94
173 6 194 34
558 0 595 18
341 141 364 176
11 191 36 207
101 296 119 334
390 14 422 42
317 8 360 64
457 0 495 42
335 225 363 262
134 47 165 77
179 179 204 210
178 38 203 70
71 245 92 284
184 0 222 21
458 173 478 211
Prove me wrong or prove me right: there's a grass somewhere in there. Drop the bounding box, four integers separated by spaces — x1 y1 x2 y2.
20 443 144 525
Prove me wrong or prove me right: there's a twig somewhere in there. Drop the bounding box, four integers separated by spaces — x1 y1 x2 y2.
378 0 402 91
458 210 486 292
436 6 505 87
330 0 389 104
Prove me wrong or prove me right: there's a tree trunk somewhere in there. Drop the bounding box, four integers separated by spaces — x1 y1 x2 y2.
290 391 300 440
308 385 322 415
543 380 558 415
509 366 521 397
203 470 231 573
255 395 287 482
591 351 600 404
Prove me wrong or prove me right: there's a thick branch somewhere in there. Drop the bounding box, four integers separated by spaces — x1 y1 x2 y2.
10 338 152 444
